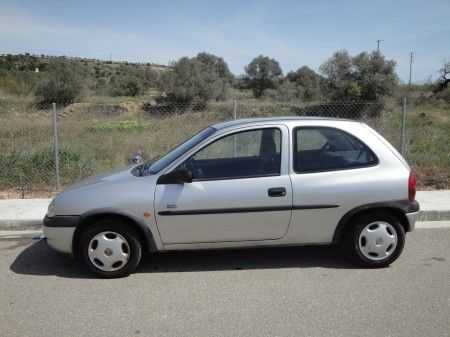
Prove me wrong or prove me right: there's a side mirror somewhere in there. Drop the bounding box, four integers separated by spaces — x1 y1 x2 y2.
157 168 193 184
172 168 193 183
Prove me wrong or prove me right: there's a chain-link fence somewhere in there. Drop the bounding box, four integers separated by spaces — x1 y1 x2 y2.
0 98 448 198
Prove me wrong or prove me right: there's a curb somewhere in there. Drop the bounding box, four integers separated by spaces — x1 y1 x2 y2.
417 210 450 222
0 219 44 231
0 210 449 231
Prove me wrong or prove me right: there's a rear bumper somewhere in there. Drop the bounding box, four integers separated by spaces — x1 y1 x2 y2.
405 200 420 232
405 211 419 232
43 215 80 254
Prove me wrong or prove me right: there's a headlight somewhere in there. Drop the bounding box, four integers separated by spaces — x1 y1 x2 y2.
47 200 56 217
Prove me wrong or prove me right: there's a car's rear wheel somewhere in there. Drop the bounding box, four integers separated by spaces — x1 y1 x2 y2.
79 219 142 278
345 212 405 267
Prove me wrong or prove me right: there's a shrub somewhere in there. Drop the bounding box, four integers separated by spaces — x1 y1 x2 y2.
35 57 83 107
0 71 40 97
109 76 141 97
263 81 301 102
142 97 206 116
0 147 83 193
346 82 362 101
435 87 450 102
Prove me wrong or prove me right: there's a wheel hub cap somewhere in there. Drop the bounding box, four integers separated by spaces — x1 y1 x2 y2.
358 221 397 261
88 232 130 271
104 248 113 256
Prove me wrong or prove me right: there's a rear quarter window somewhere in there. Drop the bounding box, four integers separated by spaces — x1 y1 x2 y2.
293 126 378 173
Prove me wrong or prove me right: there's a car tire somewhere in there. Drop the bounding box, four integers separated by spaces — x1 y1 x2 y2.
345 212 405 268
78 219 142 278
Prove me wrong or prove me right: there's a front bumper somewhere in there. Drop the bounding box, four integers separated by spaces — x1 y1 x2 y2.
43 215 80 254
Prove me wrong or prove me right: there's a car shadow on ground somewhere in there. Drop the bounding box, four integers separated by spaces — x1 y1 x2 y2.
10 240 356 279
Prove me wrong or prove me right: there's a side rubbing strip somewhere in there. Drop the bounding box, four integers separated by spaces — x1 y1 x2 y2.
293 205 339 210
158 204 338 216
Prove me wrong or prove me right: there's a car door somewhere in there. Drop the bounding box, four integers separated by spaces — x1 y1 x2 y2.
289 125 380 244
154 125 292 244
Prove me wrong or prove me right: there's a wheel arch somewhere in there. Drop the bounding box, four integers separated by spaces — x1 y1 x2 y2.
73 208 157 254
332 201 413 244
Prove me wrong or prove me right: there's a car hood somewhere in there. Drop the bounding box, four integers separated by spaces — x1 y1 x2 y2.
50 165 158 216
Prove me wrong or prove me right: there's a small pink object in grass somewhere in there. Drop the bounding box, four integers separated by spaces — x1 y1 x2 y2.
130 148 144 164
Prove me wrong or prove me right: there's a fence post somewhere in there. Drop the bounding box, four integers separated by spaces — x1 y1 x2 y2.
400 98 407 155
233 99 237 119
52 103 60 191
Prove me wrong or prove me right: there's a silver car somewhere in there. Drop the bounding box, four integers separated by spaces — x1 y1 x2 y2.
44 117 419 278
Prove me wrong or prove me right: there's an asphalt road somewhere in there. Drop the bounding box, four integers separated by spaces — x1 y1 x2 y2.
1 228 449 337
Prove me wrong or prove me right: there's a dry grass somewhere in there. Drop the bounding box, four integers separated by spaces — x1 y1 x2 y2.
0 98 448 198
0 102 233 196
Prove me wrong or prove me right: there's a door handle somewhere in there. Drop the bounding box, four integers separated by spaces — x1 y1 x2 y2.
268 187 286 197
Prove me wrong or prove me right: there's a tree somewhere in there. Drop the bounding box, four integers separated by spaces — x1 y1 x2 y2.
287 66 320 86
433 61 450 95
319 50 397 102
195 52 234 83
352 51 397 101
319 50 353 101
244 55 283 98
35 57 84 107
156 56 228 109
286 66 323 101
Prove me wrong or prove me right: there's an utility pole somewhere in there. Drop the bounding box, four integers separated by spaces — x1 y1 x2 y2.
376 39 383 54
408 52 414 85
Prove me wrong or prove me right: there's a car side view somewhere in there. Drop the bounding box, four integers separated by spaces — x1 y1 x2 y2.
43 117 420 278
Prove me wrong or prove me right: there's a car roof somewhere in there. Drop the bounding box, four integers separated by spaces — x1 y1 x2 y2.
211 116 356 130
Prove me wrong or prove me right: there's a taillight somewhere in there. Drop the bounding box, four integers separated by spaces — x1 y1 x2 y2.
408 172 416 202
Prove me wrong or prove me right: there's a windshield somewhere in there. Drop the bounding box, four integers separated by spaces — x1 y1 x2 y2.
142 127 216 175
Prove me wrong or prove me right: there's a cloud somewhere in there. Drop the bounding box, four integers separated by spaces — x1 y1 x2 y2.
0 4 192 63
0 5 136 42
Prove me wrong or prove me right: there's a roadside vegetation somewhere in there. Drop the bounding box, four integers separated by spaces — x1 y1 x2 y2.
0 53 448 197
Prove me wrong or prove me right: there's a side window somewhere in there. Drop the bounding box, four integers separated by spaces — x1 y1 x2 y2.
294 127 377 173
178 128 281 180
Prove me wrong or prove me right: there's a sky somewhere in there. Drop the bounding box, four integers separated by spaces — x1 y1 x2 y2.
0 0 449 83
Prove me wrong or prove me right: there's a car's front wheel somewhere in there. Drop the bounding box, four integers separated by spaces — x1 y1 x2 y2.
78 219 142 278
346 212 405 267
